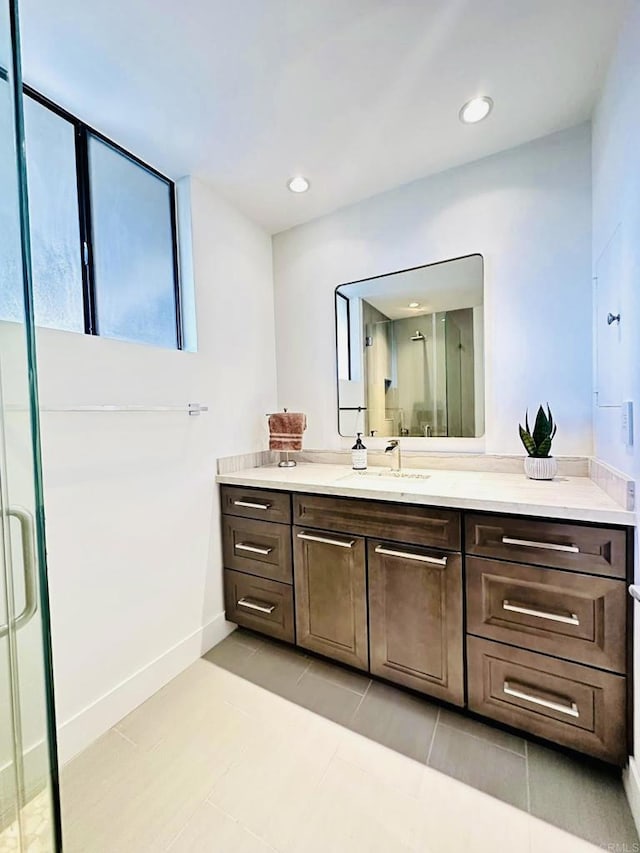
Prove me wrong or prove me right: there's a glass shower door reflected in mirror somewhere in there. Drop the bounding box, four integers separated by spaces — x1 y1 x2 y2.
0 0 61 850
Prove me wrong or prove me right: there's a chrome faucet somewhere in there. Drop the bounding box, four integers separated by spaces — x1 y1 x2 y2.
385 440 401 472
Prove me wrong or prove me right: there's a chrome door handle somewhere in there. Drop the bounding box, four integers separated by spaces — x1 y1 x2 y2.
501 536 579 554
503 681 579 718
297 532 355 548
374 545 447 566
237 597 276 614
0 507 38 638
233 500 271 510
502 600 579 626
235 543 273 556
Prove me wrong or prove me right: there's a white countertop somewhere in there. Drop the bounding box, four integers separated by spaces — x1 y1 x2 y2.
216 463 635 526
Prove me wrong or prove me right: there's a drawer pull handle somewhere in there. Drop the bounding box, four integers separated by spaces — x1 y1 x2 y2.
297 532 355 549
502 600 580 626
501 536 579 554
374 545 447 566
503 681 579 718
235 543 273 556
234 500 272 510
237 597 276 614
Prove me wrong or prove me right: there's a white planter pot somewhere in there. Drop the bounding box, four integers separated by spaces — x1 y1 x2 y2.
524 456 558 480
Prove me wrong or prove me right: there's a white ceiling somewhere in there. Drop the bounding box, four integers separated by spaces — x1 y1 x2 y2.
20 0 626 234
339 255 483 320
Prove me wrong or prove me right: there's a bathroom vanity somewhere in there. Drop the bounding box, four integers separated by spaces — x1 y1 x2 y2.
218 465 633 765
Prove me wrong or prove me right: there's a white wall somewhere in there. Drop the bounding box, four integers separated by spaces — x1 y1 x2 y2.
591 0 640 807
273 124 593 456
592 4 640 480
35 177 277 762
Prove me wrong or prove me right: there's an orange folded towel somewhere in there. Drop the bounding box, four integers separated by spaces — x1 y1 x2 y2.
268 412 307 452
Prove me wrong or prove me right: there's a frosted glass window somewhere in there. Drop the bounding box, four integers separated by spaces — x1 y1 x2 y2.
88 135 178 349
0 75 23 324
24 96 84 332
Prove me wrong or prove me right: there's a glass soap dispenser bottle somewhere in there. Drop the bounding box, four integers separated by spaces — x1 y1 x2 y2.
351 433 367 470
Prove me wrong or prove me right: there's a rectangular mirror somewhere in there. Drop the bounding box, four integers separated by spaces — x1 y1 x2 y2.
335 254 484 438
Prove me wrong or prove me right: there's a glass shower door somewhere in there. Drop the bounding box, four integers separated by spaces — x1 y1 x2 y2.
0 0 61 850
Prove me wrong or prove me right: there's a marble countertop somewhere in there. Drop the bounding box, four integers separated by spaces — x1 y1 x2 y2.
216 463 635 526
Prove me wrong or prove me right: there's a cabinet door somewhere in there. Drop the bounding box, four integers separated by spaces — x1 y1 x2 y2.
368 540 464 705
293 527 368 670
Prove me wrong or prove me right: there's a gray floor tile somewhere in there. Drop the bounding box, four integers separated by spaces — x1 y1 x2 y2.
203 634 259 673
230 628 265 651
227 638 310 701
428 723 528 810
438 707 526 755
305 658 371 695
207 633 636 850
348 681 438 762
528 742 639 849
292 669 364 726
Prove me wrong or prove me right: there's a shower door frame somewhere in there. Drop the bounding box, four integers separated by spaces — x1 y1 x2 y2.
1 0 62 848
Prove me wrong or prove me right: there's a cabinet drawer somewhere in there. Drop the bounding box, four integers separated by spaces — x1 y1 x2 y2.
465 514 627 579
466 557 627 673
224 570 294 643
221 485 291 524
294 493 460 550
222 515 292 583
467 637 627 764
369 541 463 705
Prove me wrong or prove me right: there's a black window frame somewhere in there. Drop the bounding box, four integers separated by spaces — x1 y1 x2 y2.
23 86 183 349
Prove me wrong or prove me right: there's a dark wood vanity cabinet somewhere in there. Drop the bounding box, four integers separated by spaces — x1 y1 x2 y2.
221 485 631 765
292 494 463 686
220 486 295 643
465 514 630 764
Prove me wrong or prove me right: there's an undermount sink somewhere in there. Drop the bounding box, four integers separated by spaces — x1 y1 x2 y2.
339 469 431 482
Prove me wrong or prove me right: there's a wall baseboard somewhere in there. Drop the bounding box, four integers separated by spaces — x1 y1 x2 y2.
57 611 234 765
623 756 640 835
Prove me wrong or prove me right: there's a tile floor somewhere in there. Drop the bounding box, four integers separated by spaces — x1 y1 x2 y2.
59 629 639 852
0 789 53 853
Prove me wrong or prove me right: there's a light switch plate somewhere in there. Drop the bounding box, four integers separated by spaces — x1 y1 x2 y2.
621 400 634 446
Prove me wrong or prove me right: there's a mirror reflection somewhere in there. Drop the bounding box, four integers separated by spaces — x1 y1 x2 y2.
336 254 484 438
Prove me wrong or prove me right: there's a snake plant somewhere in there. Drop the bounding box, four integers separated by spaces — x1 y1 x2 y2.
519 405 557 458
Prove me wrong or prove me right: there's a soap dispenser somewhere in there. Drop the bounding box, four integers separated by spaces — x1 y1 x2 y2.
351 433 367 470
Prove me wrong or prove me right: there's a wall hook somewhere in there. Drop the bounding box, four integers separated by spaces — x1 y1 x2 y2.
607 312 621 325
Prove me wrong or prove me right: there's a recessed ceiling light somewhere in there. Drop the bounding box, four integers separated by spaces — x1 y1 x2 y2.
459 96 493 124
408 302 420 308
287 175 310 193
